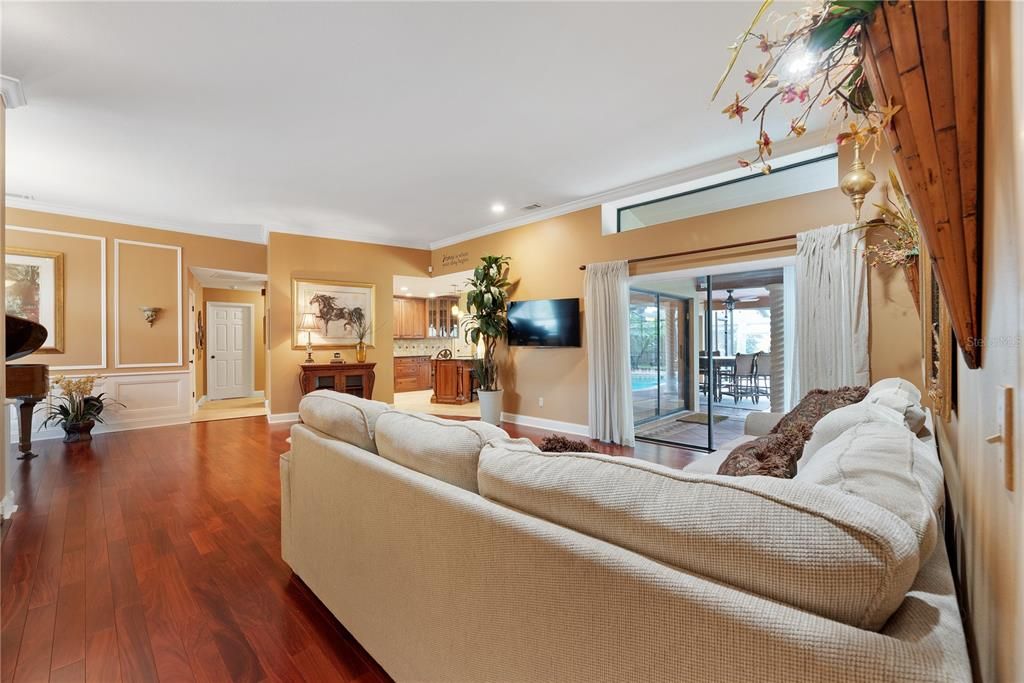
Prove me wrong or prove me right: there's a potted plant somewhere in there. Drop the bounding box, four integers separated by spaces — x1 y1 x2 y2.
40 375 124 443
463 255 511 425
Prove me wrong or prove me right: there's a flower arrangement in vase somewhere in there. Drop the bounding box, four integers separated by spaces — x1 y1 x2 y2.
41 375 124 443
352 317 371 363
857 169 922 312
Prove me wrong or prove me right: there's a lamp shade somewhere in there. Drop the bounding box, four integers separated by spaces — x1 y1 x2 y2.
298 313 320 332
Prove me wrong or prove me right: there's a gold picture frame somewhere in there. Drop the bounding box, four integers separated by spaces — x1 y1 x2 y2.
5 247 65 353
292 278 376 350
919 242 954 422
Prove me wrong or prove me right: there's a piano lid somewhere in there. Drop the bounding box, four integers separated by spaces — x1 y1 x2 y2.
6 314 48 361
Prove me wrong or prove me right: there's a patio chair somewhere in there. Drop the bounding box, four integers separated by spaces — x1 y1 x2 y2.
720 352 758 405
755 352 771 402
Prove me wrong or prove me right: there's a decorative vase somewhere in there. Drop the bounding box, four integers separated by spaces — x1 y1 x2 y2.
478 389 504 426
355 341 367 363
903 256 921 315
62 419 95 444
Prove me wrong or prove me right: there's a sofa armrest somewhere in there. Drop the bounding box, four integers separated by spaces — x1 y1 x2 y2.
744 412 784 436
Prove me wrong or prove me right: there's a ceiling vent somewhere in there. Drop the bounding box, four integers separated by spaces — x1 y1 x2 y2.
521 203 542 211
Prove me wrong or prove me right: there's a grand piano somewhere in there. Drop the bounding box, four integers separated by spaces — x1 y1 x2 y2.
6 315 49 460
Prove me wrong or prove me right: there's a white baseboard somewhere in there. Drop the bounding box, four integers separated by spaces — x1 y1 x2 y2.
268 412 299 424
196 395 209 408
1 491 17 520
250 390 266 399
27 415 193 443
500 412 589 437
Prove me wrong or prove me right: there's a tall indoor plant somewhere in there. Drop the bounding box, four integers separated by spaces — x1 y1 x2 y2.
463 255 511 425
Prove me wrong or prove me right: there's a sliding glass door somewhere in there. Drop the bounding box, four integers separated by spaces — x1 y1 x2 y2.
630 286 710 450
630 265 791 452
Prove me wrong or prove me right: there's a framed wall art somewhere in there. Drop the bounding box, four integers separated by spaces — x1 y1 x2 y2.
5 247 65 353
292 278 375 349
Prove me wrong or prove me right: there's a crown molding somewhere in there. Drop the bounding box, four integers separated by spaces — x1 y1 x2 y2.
0 76 27 109
4 197 267 244
263 224 430 251
428 134 835 250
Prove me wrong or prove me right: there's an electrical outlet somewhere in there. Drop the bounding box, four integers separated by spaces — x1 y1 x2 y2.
538 397 544 408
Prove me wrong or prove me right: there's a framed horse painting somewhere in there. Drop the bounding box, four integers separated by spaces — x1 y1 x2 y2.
292 278 376 349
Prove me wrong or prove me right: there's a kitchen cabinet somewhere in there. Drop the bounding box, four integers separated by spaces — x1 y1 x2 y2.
431 358 476 405
393 297 427 339
426 296 461 338
394 356 432 392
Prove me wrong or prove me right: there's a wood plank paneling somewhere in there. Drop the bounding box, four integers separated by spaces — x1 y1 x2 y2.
863 0 983 367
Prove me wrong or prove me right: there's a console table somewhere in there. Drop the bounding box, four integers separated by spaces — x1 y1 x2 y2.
299 363 376 400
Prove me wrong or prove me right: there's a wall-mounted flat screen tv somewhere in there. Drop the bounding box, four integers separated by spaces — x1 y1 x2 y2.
507 298 581 347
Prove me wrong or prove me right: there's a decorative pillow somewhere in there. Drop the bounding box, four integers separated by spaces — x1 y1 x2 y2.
801 402 906 467
540 434 598 453
717 424 812 478
297 390 391 453
771 386 869 436
863 384 927 434
868 377 922 402
374 411 508 492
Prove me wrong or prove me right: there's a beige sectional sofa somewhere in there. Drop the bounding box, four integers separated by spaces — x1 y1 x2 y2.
280 384 969 682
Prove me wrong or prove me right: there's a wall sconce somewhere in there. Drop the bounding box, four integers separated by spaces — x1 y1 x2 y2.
140 307 162 327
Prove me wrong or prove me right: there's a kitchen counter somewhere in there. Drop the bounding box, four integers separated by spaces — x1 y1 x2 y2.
431 358 477 405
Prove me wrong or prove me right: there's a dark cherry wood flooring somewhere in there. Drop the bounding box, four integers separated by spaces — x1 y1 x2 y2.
1 416 701 682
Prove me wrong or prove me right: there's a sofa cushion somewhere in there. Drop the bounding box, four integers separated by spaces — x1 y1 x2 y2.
298 390 390 453
797 421 943 566
717 423 811 478
375 412 508 492
479 440 922 631
801 402 906 467
771 386 869 436
863 381 927 434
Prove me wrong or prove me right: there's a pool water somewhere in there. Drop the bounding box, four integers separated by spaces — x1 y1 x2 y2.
631 376 658 392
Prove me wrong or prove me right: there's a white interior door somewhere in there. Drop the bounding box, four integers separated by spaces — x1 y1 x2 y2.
207 302 252 400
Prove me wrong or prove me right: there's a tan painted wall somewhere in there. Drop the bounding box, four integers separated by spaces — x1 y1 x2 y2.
199 287 266 394
935 5 1024 681
431 145 921 426
4 208 266 375
267 232 430 414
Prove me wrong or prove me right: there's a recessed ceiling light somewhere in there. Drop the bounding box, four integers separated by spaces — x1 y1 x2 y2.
400 286 409 291
427 292 436 298
491 202 505 214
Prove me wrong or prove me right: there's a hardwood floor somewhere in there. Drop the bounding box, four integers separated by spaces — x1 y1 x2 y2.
1 415 701 682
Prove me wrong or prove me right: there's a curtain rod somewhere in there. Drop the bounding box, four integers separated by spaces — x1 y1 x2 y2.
578 234 797 271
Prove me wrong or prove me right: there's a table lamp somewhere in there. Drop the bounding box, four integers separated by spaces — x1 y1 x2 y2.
298 313 320 363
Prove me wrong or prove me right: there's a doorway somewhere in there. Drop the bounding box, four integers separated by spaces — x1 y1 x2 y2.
206 302 254 401
630 259 794 451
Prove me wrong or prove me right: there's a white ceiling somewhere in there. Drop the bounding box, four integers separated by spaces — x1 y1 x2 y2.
2 1 820 249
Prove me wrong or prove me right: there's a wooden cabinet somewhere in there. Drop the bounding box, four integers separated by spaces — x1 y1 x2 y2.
393 297 427 339
394 356 432 392
431 358 476 405
426 296 460 338
299 363 376 400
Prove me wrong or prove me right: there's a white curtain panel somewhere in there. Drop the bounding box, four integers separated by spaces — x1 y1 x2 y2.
584 260 635 446
793 224 870 398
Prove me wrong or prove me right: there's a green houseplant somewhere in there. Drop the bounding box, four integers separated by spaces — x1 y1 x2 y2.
463 255 511 425
40 375 124 443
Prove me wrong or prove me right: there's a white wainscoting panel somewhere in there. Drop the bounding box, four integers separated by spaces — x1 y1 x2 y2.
13 371 192 443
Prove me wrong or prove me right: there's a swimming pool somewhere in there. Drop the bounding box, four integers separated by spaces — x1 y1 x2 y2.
631 375 658 392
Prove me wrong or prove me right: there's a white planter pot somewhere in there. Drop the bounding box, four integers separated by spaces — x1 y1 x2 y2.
477 389 504 425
